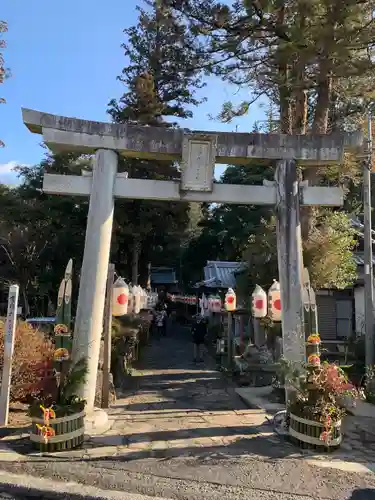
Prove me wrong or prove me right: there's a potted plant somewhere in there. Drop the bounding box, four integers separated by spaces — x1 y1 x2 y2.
28 259 89 452
285 333 359 450
28 354 88 452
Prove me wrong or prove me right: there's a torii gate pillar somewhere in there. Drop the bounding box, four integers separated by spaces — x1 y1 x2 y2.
72 149 118 409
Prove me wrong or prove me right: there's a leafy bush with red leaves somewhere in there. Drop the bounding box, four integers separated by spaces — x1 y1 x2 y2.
0 319 54 402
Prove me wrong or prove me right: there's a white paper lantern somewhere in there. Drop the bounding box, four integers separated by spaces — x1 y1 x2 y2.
251 285 268 318
146 292 155 309
211 295 222 313
268 279 282 322
143 288 149 309
133 285 141 314
202 293 208 310
216 296 223 312
112 278 129 317
127 286 134 314
206 294 212 311
139 288 146 310
225 288 236 312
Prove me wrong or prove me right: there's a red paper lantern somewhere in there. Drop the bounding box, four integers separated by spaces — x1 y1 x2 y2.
251 285 267 318
112 278 129 316
225 288 236 312
268 280 282 321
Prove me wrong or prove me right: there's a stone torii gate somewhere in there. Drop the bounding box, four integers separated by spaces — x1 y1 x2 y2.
22 108 362 413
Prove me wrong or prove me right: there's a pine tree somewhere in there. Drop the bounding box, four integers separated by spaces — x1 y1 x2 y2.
164 0 371 288
108 0 206 125
108 0 206 284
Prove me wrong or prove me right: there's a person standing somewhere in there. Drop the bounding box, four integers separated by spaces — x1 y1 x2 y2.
192 316 207 362
154 303 167 338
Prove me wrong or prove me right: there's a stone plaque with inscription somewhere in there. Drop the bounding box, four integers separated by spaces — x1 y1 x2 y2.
180 134 216 192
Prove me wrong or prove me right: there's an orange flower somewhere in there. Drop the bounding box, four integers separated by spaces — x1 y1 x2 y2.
307 334 321 344
53 348 70 362
319 431 328 442
307 354 321 365
40 405 56 425
36 424 55 444
54 324 69 335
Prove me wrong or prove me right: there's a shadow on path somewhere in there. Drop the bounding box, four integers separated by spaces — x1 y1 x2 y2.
349 490 375 499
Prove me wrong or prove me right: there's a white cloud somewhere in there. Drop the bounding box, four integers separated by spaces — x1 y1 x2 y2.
0 161 30 186
0 161 18 174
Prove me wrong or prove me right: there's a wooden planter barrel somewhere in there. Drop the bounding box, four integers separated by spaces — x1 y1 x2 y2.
289 412 342 451
30 410 85 452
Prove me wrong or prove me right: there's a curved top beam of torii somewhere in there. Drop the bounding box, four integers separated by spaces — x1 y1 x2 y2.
22 108 363 165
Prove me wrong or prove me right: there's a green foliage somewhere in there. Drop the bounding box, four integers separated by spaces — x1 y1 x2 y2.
107 0 206 284
58 357 88 405
111 316 150 381
238 210 357 297
168 0 375 134
280 359 356 423
1 2 207 309
184 157 357 293
0 154 89 316
304 211 358 289
108 0 206 125
239 216 278 294
28 357 88 417
181 162 274 285
168 0 371 291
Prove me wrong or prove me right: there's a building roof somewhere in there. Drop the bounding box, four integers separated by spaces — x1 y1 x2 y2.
150 267 177 285
353 252 375 266
196 260 245 289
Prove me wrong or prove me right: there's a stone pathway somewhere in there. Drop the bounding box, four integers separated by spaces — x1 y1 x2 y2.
2 326 375 471
82 327 286 460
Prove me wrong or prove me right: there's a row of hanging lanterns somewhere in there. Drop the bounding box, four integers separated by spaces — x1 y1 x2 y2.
222 281 281 321
164 281 281 319
204 294 222 313
110 278 281 319
167 294 197 305
112 278 150 317
252 280 282 321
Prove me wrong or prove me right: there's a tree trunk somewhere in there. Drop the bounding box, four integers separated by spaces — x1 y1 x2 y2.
21 287 30 318
276 2 292 135
300 0 335 240
131 240 141 285
291 14 307 135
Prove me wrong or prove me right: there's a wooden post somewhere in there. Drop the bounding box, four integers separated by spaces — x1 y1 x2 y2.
309 286 318 334
0 285 19 426
303 269 312 340
227 312 233 370
102 263 115 409
275 160 306 402
253 318 266 347
146 262 151 291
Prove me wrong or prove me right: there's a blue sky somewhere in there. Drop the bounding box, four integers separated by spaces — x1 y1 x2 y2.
0 0 266 185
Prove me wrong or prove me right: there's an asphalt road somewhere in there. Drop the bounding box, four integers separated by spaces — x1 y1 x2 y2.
0 453 374 500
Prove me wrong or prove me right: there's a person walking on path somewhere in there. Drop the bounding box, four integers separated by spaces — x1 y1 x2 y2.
153 302 167 338
192 315 207 362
